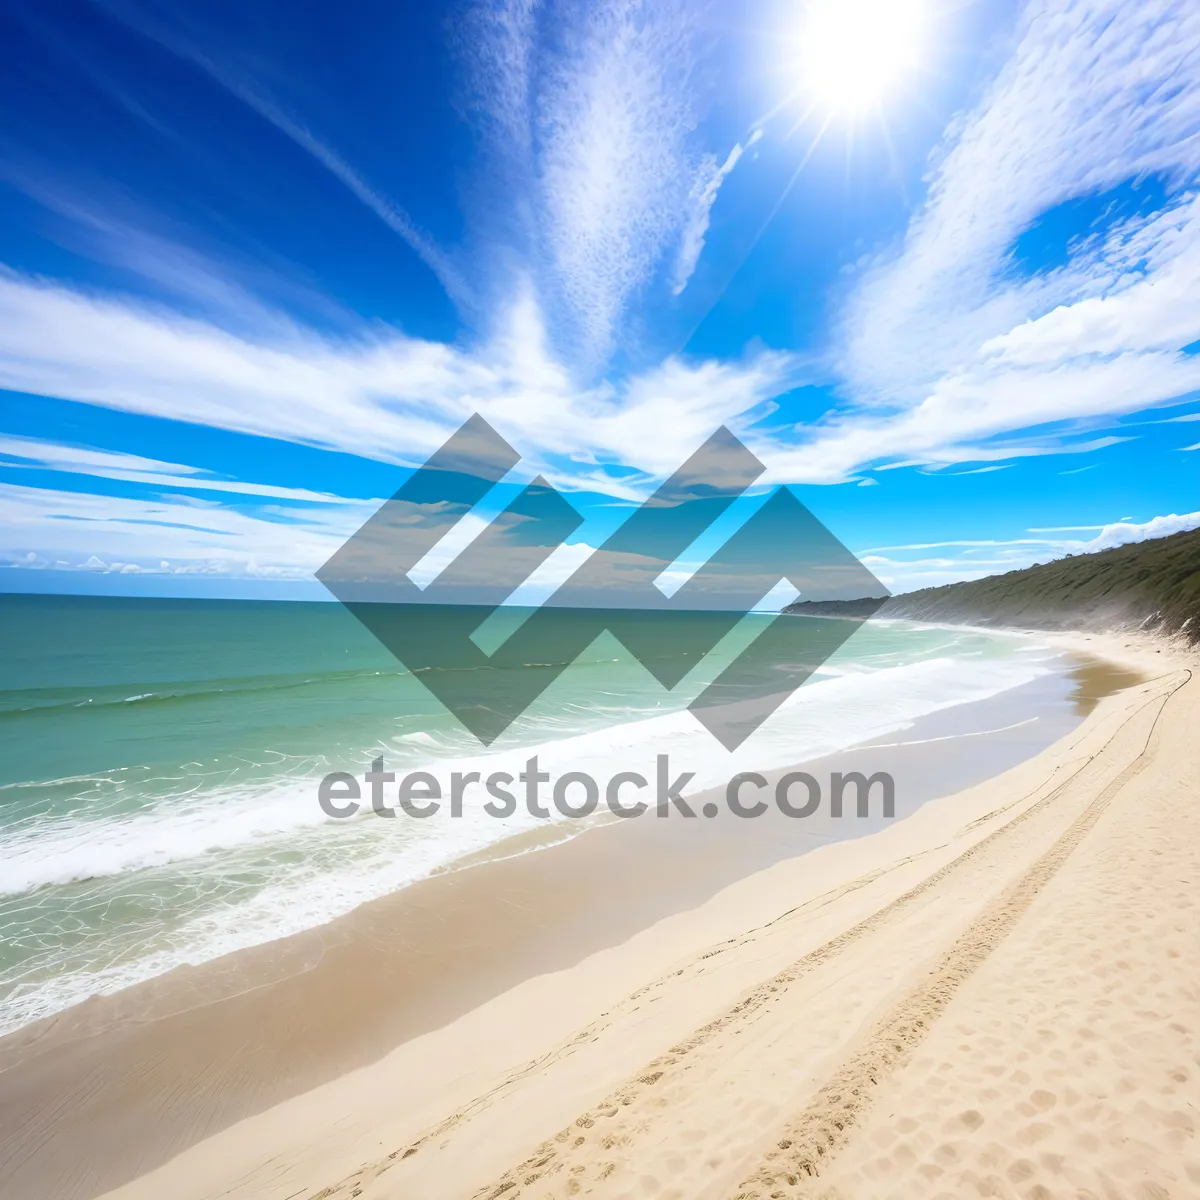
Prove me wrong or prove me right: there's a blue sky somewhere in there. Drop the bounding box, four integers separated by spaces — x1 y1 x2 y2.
0 0 1197 601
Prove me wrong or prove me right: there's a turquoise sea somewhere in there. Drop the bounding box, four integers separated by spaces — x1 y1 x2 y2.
0 593 1067 1035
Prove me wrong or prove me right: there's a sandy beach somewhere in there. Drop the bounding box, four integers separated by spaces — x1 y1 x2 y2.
7 1 1200 1195
1 630 1196 1200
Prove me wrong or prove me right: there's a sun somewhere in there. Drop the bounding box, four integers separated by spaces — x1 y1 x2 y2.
786 0 932 118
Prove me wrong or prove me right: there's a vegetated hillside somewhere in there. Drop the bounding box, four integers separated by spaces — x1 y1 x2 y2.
783 527 1200 642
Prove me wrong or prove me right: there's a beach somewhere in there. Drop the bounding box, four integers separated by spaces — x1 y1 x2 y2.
0 628 1194 1199
0 600 1078 1037
6 1 1200 1195
7 0 1200 1192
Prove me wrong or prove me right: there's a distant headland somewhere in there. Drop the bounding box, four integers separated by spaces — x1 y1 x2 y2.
784 527 1200 642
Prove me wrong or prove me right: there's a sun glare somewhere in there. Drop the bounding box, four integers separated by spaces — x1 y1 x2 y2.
790 0 931 117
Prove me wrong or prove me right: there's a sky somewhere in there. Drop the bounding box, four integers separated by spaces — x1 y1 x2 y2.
0 0 1198 602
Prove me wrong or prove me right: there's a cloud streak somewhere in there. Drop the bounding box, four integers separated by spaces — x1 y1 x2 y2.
94 0 474 312
774 0 1200 481
467 0 730 365
671 132 759 297
0 479 367 578
0 268 796 490
80 0 753 375
0 434 362 505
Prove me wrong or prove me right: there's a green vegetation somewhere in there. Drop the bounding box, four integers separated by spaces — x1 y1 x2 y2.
784 527 1200 642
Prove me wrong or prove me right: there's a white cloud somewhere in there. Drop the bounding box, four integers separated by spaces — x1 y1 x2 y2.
840 0 1200 402
0 172 321 337
467 0 733 365
0 434 362 505
1085 510 1200 550
864 509 1200 592
0 269 796 490
0 480 368 578
671 133 759 296
532 1 699 361
499 539 600 607
776 0 1200 482
758 350 1194 483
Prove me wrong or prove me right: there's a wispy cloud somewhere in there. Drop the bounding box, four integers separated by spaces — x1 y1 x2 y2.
531 1 700 362
93 0 749 373
776 0 1200 481
466 0 731 365
94 0 474 312
207 83 474 314
671 132 760 297
840 0 1200 402
0 170 321 337
0 267 469 462
0 268 796 491
0 480 365 578
0 434 362 505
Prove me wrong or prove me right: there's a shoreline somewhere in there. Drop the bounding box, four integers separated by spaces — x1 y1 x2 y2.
0 618 1063 1040
0 624 1093 1046
0 632 1179 1200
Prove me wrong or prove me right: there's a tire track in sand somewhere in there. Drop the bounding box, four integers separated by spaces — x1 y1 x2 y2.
297 674 1181 1200
458 674 1185 1200
731 670 1188 1199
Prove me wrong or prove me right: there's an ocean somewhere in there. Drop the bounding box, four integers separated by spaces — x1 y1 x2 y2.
0 593 1067 1036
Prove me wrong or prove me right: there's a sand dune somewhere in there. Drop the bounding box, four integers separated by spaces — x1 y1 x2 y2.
77 631 1197 1200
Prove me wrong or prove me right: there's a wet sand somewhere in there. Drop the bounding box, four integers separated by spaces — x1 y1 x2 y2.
0 650 1150 1199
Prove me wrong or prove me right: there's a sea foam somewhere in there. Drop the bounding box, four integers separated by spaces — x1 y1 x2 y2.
0 624 1059 1035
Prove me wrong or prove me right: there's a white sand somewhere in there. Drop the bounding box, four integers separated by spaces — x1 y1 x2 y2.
95 631 1198 1200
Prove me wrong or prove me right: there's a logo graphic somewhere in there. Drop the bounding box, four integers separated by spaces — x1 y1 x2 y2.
318 416 887 750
